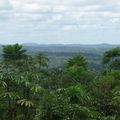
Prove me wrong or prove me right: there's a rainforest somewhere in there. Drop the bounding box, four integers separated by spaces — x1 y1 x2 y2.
0 43 120 120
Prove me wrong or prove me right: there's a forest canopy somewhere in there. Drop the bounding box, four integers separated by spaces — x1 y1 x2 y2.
0 44 120 120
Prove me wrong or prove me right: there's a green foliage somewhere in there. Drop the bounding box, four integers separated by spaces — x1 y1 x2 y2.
35 52 49 71
103 47 120 70
0 44 120 120
35 85 101 120
66 55 87 74
17 99 34 107
66 55 88 68
90 71 120 117
3 43 27 61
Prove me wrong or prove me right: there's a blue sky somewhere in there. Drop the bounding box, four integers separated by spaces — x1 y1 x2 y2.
0 0 120 44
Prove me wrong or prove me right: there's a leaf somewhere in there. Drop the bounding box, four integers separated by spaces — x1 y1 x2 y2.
17 99 34 108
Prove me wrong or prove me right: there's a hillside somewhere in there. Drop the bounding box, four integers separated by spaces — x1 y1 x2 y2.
0 43 119 71
23 44 120 71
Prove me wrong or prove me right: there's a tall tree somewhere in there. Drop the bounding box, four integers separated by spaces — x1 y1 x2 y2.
35 53 49 71
3 43 27 62
103 47 120 70
65 55 92 86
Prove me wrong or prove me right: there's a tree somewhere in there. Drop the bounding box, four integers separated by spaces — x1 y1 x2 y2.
1 44 120 120
64 55 93 86
35 85 101 120
0 44 44 120
35 53 49 71
3 43 27 62
90 70 120 118
103 47 120 70
66 55 88 69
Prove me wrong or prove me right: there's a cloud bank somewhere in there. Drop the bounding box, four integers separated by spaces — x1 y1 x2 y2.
0 0 120 44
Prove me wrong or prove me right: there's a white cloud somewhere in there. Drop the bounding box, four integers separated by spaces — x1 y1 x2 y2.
0 0 12 11
0 0 120 44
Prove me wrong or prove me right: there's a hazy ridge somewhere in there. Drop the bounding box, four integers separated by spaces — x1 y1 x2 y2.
0 43 120 71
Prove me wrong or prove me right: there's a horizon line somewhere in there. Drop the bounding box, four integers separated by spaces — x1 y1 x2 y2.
0 43 120 46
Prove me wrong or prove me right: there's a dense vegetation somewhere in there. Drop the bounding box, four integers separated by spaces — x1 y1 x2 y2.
0 44 120 120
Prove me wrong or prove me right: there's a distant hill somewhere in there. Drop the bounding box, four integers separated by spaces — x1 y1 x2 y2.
21 43 120 71
22 43 120 54
22 43 40 46
0 43 120 72
22 43 120 48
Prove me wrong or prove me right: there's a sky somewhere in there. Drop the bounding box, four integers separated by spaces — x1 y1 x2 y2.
0 0 120 44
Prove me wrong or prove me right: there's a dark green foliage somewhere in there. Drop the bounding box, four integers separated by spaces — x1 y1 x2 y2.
64 55 93 87
3 43 27 61
35 52 49 71
0 44 120 120
66 55 88 68
103 47 120 70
